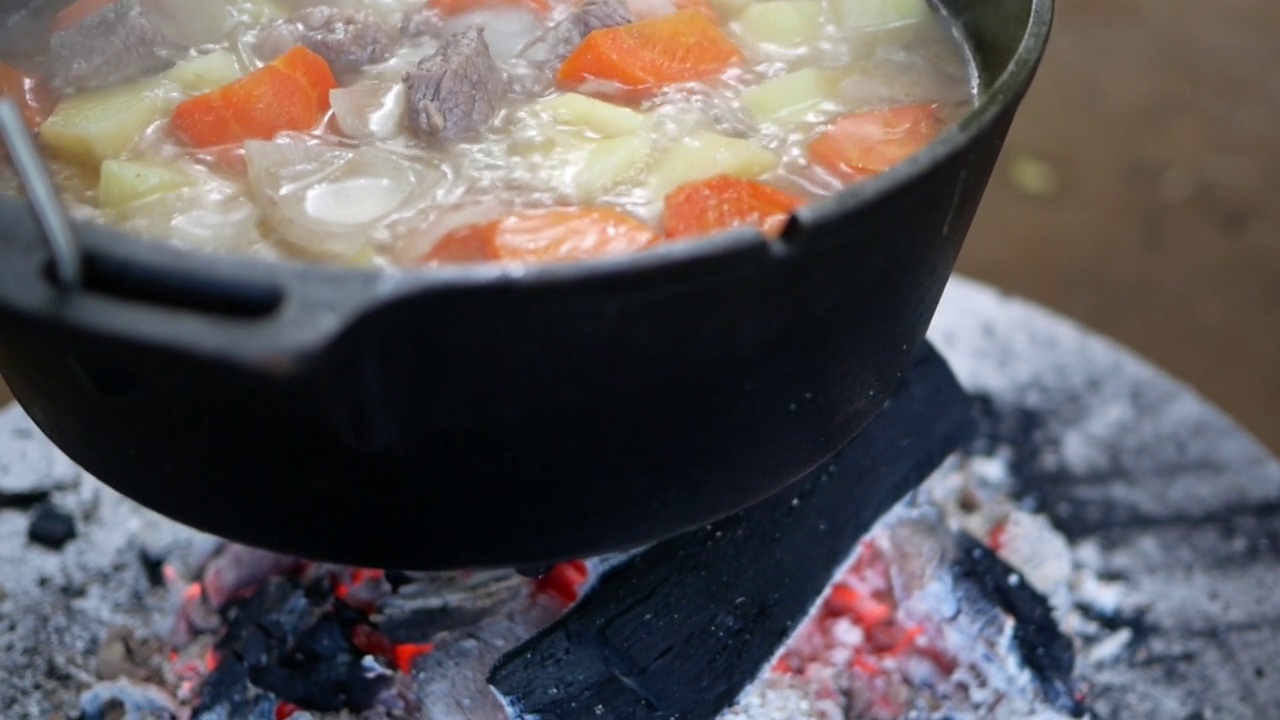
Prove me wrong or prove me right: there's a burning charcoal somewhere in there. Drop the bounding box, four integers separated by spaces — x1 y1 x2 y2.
952 533 1085 717
27 501 76 549
201 544 300 609
80 679 179 720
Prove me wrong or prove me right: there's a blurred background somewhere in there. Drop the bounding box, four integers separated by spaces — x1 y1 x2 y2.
1 0 1276 452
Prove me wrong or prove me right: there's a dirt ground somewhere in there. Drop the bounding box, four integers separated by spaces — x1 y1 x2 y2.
960 0 1280 452
1 0 1277 452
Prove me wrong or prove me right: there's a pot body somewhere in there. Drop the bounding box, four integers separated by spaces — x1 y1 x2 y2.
0 0 1051 568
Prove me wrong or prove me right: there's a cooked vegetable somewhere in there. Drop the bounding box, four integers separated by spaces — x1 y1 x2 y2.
142 0 233 46
331 82 406 141
424 207 660 264
571 134 653 196
735 0 823 50
556 9 744 100
808 103 942 181
662 175 802 239
0 63 54 131
52 0 116 31
170 46 337 149
831 0 929 30
97 159 193 209
740 68 839 125
535 93 645 137
39 77 176 164
705 0 751 20
246 140 426 259
163 50 242 94
430 0 549 17
650 130 779 196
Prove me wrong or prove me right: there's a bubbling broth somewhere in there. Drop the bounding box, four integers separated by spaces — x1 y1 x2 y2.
0 0 977 267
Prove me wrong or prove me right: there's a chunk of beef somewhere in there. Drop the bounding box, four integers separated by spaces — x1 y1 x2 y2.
256 6 396 74
521 0 632 68
402 26 505 140
46 0 183 91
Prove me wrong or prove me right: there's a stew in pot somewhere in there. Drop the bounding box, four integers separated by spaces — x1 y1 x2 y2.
0 0 976 267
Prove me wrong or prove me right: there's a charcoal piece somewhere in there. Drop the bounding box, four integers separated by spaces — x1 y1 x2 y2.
490 344 976 720
952 533 1085 717
195 576 388 717
27 502 76 549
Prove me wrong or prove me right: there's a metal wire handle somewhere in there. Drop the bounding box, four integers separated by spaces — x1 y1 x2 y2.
0 96 82 288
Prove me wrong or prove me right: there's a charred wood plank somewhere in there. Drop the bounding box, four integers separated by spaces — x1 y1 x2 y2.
489 344 976 720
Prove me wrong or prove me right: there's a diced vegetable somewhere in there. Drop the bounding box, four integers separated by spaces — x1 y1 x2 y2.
163 51 243 95
430 0 549 17
171 46 337 149
650 130 779 196
740 68 840 125
556 10 744 101
662 175 802 239
331 82 407 141
142 0 233 46
671 0 719 21
535 93 645 137
807 103 942 181
441 7 545 61
571 134 653 197
97 159 193 209
424 207 660 264
53 0 116 31
831 0 930 30
40 77 176 164
705 0 751 20
735 0 823 50
246 140 427 259
628 0 716 21
0 63 54 131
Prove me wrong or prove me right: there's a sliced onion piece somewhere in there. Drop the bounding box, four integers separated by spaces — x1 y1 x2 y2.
442 8 545 62
140 0 233 47
627 0 677 20
245 140 431 260
331 82 408 141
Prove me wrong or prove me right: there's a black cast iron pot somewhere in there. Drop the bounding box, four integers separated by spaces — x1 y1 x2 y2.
0 0 1052 569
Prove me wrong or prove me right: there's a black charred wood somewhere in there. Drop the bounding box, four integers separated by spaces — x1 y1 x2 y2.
27 502 76 549
193 577 388 718
952 533 1086 717
489 344 976 720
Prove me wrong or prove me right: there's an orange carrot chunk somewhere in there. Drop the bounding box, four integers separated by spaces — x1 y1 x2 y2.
424 208 660 264
0 62 55 131
52 0 118 31
170 46 337 149
429 0 549 16
662 176 804 240
556 9 743 100
808 104 943 182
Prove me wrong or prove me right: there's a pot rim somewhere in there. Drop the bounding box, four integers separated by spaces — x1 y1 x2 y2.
0 0 1053 294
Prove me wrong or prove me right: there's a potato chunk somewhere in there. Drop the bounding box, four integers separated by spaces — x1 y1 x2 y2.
536 93 645 137
651 131 779 196
164 50 242 94
572 134 653 197
741 68 840 124
735 1 823 49
832 0 930 30
40 78 176 164
98 159 193 209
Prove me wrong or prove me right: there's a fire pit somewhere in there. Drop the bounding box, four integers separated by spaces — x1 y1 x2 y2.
2 276 1277 720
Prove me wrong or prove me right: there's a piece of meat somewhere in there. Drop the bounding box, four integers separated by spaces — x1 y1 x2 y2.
46 0 183 91
402 26 505 140
255 6 396 73
521 0 632 68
